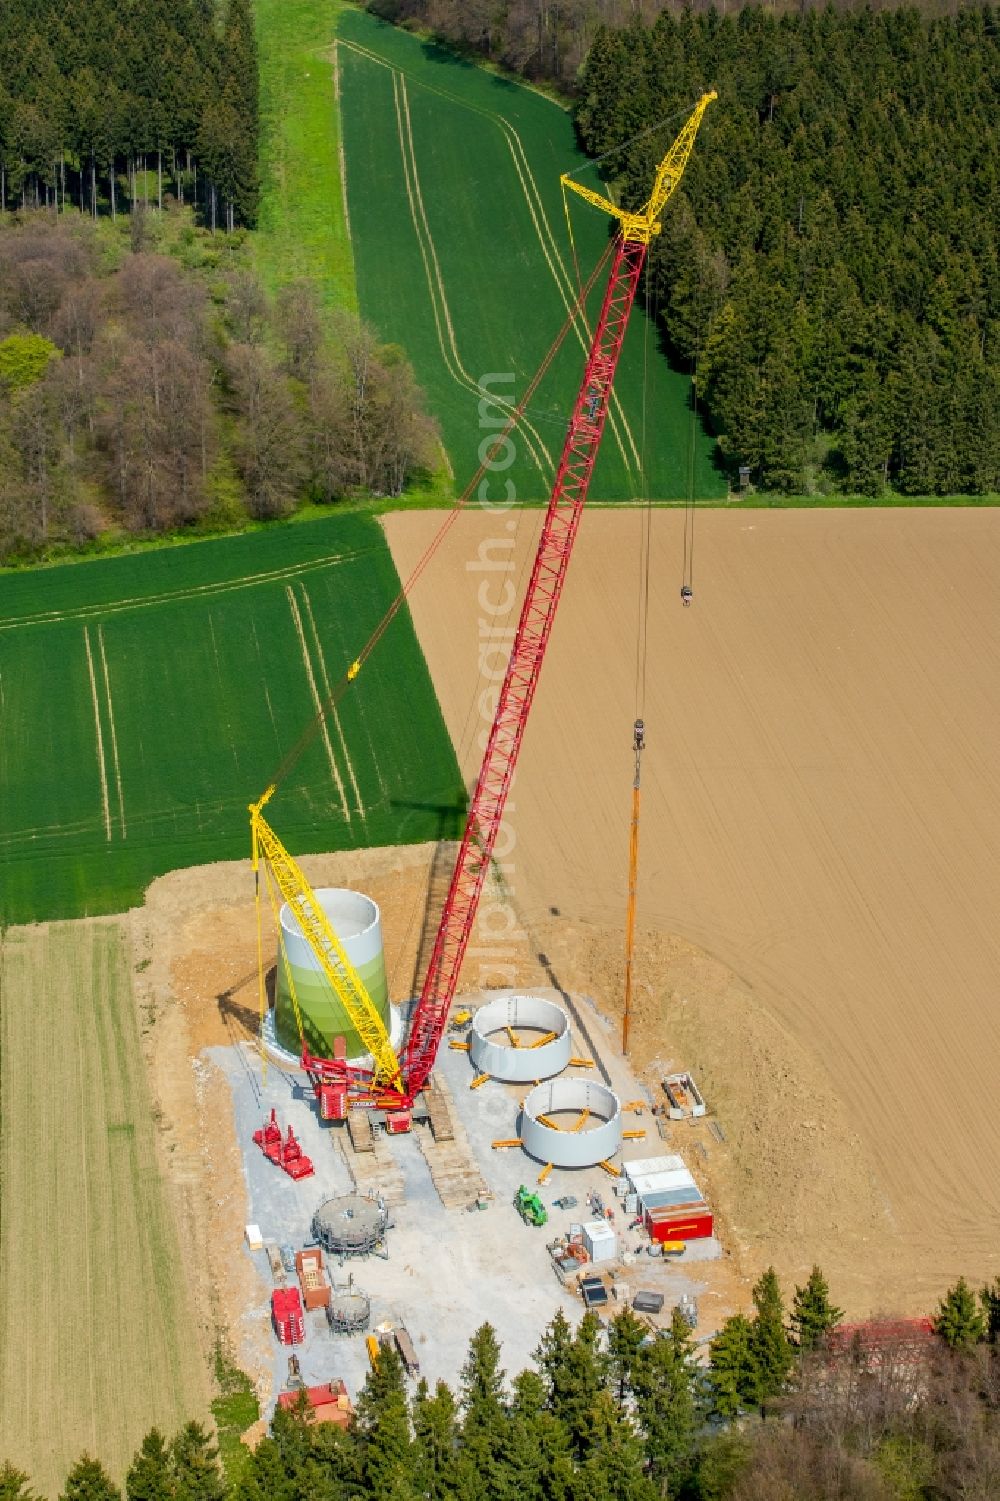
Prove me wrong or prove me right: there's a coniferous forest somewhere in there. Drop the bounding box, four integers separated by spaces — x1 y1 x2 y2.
5 1270 1000 1501
575 7 1000 496
374 2 1000 497
0 0 259 229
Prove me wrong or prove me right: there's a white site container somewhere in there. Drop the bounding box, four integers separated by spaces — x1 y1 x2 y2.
582 1219 617 1265
624 1155 685 1187
629 1167 698 1199
245 1223 264 1251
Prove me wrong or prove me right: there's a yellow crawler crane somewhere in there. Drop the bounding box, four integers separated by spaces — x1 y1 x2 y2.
250 787 403 1095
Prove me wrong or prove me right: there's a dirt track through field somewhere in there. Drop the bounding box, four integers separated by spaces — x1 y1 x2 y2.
386 507 1000 1311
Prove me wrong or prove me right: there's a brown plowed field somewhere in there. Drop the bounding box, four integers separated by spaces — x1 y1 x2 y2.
386 507 1000 1314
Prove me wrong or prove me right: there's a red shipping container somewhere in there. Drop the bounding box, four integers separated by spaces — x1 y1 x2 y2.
272 1287 305 1344
648 1210 714 1242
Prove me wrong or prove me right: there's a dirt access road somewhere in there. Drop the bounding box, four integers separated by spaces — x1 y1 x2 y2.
386 506 1000 1314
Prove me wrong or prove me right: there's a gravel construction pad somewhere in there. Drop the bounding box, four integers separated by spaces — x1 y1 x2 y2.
210 988 720 1411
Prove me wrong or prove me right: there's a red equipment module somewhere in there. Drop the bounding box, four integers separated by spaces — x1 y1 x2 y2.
272 1287 305 1345
647 1205 714 1243
253 1109 315 1180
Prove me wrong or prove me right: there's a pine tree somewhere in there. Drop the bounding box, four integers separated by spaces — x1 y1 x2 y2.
981 1278 1000 1345
59 1456 122 1501
457 1324 507 1499
353 1342 415 1499
607 1306 647 1401
749 1267 794 1406
412 1379 460 1500
496 1369 573 1501
169 1424 224 1501
0 1463 38 1501
535 1309 609 1460
633 1307 700 1489
576 1391 656 1501
790 1266 843 1353
933 1278 986 1352
708 1314 758 1419
125 1430 173 1501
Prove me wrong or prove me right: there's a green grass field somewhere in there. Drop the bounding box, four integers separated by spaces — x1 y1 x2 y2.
0 921 209 1493
254 0 356 308
0 515 465 924
336 8 724 502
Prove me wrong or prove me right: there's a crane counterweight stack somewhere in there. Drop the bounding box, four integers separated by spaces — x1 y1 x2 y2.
249 92 717 1117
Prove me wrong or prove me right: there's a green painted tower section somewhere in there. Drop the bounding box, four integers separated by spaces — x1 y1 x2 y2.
274 888 390 1057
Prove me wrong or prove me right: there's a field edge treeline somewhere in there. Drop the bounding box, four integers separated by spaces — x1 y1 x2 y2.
0 210 440 564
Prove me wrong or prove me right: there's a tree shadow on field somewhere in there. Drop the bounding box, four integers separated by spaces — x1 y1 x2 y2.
417 33 523 103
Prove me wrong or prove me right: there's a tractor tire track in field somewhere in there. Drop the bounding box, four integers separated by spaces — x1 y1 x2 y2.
298 582 367 824
492 118 641 477
97 625 127 840
388 71 554 482
339 35 641 482
83 625 113 842
0 545 373 635
285 584 352 823
331 44 353 247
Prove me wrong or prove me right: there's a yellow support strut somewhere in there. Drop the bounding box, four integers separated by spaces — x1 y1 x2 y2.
250 792 403 1094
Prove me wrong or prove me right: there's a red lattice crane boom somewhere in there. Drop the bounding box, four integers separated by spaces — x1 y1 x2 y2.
272 91 715 1113
403 90 717 1100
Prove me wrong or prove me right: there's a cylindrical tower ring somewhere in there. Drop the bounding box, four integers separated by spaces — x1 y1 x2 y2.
468 993 572 1082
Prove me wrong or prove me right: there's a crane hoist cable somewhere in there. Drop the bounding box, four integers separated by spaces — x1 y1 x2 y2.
681 354 699 605
561 179 584 295
622 716 644 1057
634 260 657 719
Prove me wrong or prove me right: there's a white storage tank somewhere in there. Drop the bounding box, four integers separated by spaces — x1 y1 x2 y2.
582 1220 617 1265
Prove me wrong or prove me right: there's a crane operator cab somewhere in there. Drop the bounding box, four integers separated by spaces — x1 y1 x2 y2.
681 585 693 607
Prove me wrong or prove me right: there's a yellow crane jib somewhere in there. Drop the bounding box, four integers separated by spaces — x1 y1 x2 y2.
249 798 404 1094
561 91 717 246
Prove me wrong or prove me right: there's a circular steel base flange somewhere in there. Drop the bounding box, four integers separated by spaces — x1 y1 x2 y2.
468 993 572 1082
521 1076 622 1167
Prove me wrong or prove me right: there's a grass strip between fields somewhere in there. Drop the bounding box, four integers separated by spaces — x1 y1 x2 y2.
253 0 356 308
